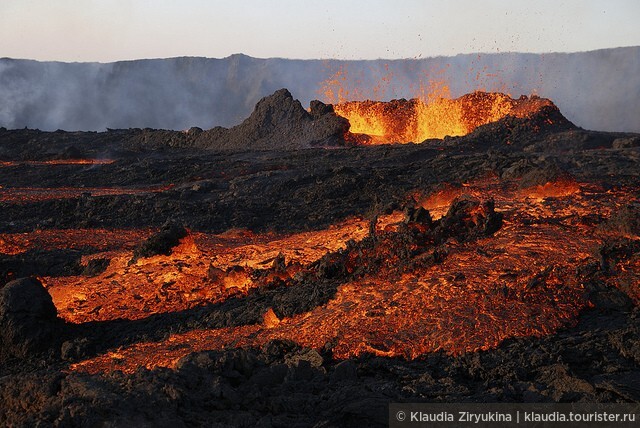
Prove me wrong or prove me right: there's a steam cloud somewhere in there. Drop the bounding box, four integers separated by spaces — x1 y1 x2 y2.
0 47 638 132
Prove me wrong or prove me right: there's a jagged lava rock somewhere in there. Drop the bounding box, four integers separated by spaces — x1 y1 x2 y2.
129 221 188 264
194 89 350 150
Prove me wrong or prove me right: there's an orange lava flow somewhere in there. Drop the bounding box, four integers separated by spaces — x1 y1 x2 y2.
43 214 403 324
334 92 553 144
65 180 638 374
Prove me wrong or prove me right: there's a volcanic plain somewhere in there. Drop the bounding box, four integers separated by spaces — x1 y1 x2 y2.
1 89 639 427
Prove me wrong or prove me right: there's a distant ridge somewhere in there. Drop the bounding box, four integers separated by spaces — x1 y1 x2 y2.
1 47 639 132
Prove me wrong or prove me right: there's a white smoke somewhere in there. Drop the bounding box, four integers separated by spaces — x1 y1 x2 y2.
0 47 638 132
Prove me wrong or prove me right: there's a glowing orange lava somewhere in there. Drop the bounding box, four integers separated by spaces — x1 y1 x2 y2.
334 92 553 144
63 180 638 374
43 214 403 323
317 64 555 144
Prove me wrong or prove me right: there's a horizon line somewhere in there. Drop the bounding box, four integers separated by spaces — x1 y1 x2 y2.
2 45 638 65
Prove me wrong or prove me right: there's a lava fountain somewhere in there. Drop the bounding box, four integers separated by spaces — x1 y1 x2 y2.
319 64 556 144
334 92 555 144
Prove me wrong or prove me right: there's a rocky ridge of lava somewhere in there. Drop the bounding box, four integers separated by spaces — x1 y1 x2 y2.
1 89 640 427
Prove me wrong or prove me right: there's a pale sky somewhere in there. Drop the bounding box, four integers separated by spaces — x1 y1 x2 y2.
0 0 639 62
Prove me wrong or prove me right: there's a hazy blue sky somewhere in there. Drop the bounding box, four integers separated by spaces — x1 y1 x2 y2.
1 0 639 62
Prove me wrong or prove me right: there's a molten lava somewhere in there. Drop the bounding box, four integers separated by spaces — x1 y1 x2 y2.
42 214 403 323
334 92 554 144
2 152 636 377
58 179 637 374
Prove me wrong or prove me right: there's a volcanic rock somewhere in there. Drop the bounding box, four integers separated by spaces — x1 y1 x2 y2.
434 196 503 242
0 277 59 359
284 348 324 369
593 372 640 401
54 145 84 160
330 360 358 383
119 89 350 151
516 161 572 188
0 249 83 287
60 337 93 360
82 258 110 277
309 99 335 117
605 204 640 237
186 126 203 136
612 136 640 149
403 205 433 226
597 238 640 274
192 89 350 150
129 221 187 264
500 158 536 180
455 100 576 151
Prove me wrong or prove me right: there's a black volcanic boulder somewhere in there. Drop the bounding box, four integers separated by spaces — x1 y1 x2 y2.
129 221 188 264
309 99 335 117
434 196 503 242
0 277 59 359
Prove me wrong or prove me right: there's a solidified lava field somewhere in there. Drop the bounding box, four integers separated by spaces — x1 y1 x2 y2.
1 89 640 427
